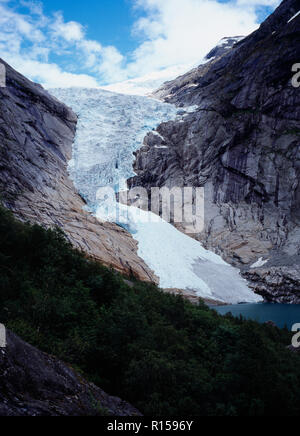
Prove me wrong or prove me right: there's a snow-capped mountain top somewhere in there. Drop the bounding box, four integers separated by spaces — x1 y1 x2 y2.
205 36 244 60
215 36 245 47
152 36 245 102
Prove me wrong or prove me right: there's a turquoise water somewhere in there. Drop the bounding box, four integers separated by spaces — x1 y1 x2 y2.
213 303 300 330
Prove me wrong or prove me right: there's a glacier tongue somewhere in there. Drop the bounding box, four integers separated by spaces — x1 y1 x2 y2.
103 204 261 304
49 87 262 304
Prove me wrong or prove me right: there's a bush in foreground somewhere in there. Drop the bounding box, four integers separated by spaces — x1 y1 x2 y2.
0 205 299 416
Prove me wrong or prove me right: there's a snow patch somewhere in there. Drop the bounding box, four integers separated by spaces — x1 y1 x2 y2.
216 36 245 47
184 105 199 113
250 258 269 269
288 10 300 23
185 84 198 89
152 130 165 140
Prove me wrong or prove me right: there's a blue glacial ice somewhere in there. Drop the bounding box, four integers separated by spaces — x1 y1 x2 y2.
49 87 262 304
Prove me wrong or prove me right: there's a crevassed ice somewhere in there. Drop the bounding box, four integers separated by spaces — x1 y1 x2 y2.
49 87 262 304
50 88 178 207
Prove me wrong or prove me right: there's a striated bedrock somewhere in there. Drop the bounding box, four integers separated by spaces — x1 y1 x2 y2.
0 330 141 416
0 59 157 283
129 0 300 301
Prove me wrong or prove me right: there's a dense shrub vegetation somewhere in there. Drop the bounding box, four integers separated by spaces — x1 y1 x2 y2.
0 205 300 416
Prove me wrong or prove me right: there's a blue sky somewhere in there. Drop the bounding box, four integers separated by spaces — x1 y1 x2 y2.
0 0 280 88
41 0 140 54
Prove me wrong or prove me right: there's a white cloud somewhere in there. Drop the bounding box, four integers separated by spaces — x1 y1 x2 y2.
0 0 280 88
8 57 99 88
0 1 122 87
51 12 85 42
78 39 103 68
237 0 280 6
96 46 126 83
126 0 277 77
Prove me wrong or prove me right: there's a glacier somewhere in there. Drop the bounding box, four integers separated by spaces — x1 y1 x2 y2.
50 88 178 206
49 87 262 304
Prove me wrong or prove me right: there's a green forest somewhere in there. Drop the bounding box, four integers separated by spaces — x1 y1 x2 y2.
0 205 300 416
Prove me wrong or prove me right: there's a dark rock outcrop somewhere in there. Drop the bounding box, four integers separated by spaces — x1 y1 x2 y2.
0 59 157 283
244 265 300 303
130 0 300 302
0 329 141 416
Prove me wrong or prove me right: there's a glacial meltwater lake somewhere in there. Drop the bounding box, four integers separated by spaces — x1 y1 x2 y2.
213 304 300 330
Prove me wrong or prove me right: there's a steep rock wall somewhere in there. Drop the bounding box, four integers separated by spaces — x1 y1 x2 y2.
0 59 157 283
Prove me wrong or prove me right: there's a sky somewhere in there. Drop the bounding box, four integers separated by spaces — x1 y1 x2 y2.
0 0 281 88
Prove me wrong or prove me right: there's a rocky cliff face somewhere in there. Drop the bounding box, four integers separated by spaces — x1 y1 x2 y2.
130 0 300 302
0 329 141 416
0 59 156 283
